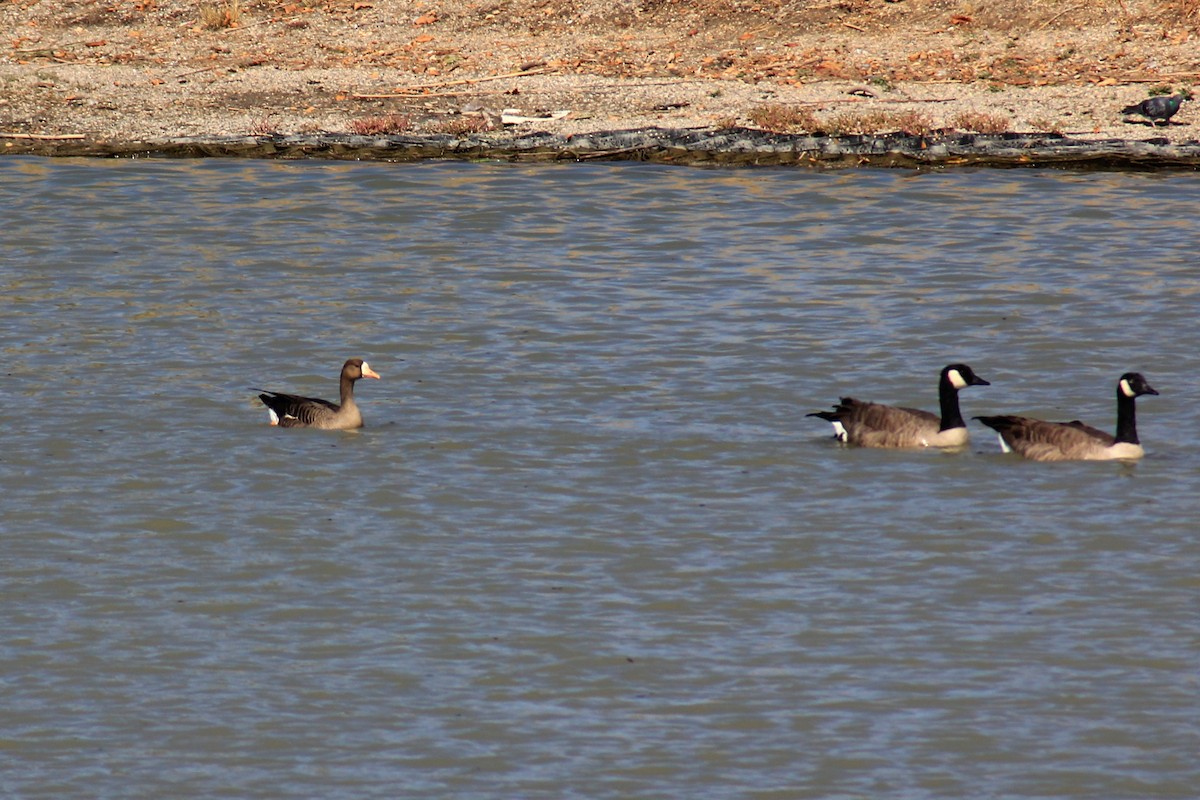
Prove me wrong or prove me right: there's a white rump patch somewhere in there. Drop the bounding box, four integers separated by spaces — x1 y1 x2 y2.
1119 378 1134 397
831 421 847 442
996 433 1012 453
947 368 967 389
1105 441 1145 461
267 408 279 426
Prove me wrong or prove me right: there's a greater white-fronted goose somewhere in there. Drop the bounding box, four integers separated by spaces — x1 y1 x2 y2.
808 363 990 448
974 372 1158 461
254 358 381 429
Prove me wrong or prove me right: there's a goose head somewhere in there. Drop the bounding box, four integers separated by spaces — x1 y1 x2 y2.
344 358 381 381
1118 372 1157 399
942 363 990 391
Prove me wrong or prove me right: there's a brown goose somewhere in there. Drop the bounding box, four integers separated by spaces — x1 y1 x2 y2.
807 363 990 448
254 358 381 429
974 372 1158 462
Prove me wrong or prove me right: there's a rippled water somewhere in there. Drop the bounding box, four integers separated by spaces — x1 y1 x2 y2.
1 157 1197 799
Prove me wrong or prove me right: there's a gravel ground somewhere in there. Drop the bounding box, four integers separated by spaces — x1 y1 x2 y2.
1 0 1197 146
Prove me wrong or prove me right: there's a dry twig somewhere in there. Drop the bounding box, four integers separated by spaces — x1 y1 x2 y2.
0 132 87 140
352 68 551 98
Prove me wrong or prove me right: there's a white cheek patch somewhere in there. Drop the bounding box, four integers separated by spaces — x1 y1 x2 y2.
947 369 967 389
1119 378 1134 397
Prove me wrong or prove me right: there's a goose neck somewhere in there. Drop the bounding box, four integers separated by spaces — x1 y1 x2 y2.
1114 388 1140 444
937 377 966 432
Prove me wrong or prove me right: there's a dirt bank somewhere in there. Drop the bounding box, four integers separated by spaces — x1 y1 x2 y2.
1 1 1197 159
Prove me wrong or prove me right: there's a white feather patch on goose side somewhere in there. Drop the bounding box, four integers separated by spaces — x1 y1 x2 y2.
1102 441 1145 460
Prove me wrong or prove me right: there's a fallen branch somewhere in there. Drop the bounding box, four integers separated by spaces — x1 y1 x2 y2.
1037 2 1089 30
353 89 474 99
358 76 713 101
0 132 87 140
784 96 957 106
879 96 956 104
175 65 222 79
569 147 645 160
13 40 93 54
1114 72 1200 83
352 67 551 98
219 16 278 34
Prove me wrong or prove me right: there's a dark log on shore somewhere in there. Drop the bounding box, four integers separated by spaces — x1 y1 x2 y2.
4 128 1200 170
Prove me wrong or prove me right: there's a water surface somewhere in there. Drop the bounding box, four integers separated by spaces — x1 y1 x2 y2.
1 158 1196 799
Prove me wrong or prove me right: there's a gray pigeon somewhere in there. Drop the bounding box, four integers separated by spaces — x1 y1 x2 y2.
1121 93 1187 126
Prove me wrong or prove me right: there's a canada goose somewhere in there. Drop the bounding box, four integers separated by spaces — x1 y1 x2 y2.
253 358 381 429
974 372 1158 462
807 363 990 448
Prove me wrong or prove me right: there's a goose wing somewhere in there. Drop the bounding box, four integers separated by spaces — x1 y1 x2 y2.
255 389 339 427
976 415 1114 461
838 399 941 448
1060 419 1116 443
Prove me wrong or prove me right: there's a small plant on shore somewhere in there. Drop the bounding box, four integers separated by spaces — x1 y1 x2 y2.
1147 85 1174 97
348 113 411 135
951 111 1011 133
198 0 242 29
249 115 278 136
427 114 493 135
1166 0 1200 21
747 104 819 133
825 109 934 136
869 76 894 93
1028 116 1063 134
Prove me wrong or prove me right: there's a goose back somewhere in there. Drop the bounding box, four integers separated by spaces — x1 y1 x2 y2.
807 363 989 449
816 399 955 448
257 390 359 430
973 415 1131 462
974 372 1157 462
254 357 380 430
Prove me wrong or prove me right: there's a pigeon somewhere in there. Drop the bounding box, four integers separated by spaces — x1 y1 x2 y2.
1120 93 1188 127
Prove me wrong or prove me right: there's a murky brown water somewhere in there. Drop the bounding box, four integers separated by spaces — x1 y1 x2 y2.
1 157 1196 798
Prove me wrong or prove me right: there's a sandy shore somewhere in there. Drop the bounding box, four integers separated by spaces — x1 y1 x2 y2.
1 1 1197 156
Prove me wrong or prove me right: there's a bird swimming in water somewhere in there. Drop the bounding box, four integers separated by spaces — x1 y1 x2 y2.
1120 93 1188 127
254 358 381 429
807 363 990 449
974 372 1159 462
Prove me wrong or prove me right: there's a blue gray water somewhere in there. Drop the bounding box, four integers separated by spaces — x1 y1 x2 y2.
1 157 1196 799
